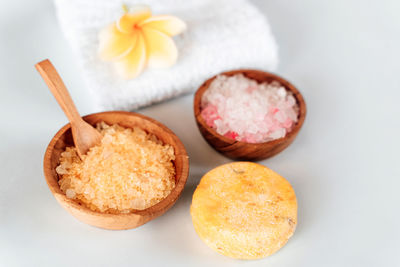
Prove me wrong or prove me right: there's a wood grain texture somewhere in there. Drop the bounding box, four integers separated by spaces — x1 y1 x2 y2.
35 59 102 159
194 69 306 161
43 111 189 230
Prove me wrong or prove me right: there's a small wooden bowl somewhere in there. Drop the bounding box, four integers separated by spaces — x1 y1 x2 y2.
43 111 189 230
194 69 306 161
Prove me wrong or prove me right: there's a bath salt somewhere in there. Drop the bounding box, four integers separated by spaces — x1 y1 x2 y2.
201 74 299 143
56 122 176 213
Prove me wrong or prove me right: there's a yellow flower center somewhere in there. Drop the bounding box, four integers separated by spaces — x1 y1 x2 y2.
98 4 187 79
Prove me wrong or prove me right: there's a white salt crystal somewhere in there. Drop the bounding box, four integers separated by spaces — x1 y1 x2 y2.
277 87 287 98
287 95 296 106
270 129 286 139
214 119 229 135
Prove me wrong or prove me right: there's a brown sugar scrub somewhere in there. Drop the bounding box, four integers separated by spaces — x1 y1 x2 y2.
56 122 176 213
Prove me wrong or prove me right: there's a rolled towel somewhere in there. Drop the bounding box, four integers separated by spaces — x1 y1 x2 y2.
55 0 278 110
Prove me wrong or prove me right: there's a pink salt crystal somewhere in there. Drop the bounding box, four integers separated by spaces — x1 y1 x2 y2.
246 85 257 93
286 108 298 121
242 133 259 143
201 74 299 143
283 117 293 129
274 110 286 123
201 104 220 127
269 121 280 132
263 116 274 128
269 107 279 115
224 131 239 140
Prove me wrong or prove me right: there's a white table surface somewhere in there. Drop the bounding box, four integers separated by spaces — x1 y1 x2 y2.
1 0 399 266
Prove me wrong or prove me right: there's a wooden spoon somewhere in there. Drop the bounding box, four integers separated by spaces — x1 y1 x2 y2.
35 59 102 159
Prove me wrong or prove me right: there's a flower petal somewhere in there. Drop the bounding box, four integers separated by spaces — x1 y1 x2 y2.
115 32 147 79
142 27 178 68
139 15 186 36
98 23 136 61
117 5 152 34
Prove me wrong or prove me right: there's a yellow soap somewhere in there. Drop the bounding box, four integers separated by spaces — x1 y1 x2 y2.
190 162 297 259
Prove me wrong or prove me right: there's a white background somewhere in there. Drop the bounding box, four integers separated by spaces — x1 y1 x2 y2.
1 0 399 266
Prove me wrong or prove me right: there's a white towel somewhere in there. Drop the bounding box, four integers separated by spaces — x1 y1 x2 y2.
54 0 278 111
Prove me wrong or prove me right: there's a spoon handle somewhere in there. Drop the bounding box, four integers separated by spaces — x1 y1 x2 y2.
35 59 102 158
35 59 83 125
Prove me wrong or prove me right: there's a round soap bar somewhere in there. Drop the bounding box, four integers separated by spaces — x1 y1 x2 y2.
190 162 297 259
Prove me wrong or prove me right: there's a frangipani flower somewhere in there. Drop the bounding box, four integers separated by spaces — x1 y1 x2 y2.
98 5 186 79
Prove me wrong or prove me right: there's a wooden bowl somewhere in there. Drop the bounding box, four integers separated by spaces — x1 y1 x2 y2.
194 69 306 161
43 111 189 230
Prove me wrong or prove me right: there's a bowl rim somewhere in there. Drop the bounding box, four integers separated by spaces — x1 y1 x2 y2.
43 111 189 219
193 69 307 147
